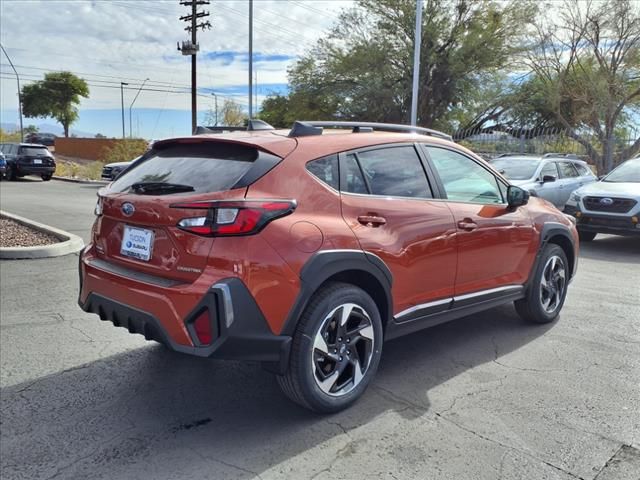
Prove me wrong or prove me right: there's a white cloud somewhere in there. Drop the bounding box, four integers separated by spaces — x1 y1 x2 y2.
0 0 354 114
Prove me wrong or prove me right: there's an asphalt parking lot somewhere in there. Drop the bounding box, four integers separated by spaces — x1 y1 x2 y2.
1 178 639 480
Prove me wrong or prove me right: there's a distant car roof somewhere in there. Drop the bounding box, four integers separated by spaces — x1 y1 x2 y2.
494 154 587 164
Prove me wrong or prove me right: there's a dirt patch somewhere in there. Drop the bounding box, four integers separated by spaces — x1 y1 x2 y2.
0 217 60 248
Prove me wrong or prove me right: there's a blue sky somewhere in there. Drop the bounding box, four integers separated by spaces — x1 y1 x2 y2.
0 0 353 138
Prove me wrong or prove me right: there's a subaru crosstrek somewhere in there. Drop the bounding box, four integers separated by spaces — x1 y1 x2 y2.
79 121 579 413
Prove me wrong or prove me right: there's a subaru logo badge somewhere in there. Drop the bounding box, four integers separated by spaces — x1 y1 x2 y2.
600 197 614 206
121 202 135 216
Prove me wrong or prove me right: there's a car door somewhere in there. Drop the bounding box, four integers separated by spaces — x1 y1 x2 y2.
339 144 458 318
536 161 562 206
573 162 597 189
423 145 536 297
556 161 581 206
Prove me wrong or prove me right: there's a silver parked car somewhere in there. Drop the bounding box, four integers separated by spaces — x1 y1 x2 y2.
490 153 597 208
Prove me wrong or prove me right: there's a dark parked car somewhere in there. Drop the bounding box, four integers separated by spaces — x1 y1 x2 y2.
25 132 57 147
0 151 6 179
101 160 135 181
0 143 56 181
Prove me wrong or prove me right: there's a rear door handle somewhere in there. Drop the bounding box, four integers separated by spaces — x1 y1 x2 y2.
457 220 478 231
357 215 387 227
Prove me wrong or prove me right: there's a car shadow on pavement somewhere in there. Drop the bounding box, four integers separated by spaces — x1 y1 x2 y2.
1 305 553 479
579 235 640 264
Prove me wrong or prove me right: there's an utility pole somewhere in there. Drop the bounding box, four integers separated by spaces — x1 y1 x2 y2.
248 0 253 119
120 82 128 139
129 78 149 138
211 92 218 125
410 0 423 126
1 43 24 141
178 0 211 134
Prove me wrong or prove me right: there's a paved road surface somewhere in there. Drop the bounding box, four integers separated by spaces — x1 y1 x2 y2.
1 178 639 480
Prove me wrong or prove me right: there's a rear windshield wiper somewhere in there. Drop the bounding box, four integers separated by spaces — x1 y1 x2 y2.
130 182 195 194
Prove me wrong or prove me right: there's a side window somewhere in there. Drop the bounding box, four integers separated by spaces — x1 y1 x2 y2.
574 163 592 177
540 162 559 179
426 147 503 204
306 154 339 190
344 154 368 194
558 161 578 178
353 146 432 198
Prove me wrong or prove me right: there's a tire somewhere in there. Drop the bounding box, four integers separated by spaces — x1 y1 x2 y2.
515 244 569 324
41 174 52 181
578 230 597 242
7 166 17 181
277 282 383 413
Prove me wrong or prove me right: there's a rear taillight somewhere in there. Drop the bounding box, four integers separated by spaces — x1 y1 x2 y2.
171 199 296 237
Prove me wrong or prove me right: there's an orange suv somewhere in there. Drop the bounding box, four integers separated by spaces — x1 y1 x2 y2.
79 121 579 413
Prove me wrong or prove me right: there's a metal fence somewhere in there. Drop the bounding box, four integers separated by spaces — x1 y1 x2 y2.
450 126 639 166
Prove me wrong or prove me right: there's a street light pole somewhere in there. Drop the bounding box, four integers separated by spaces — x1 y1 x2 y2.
120 82 128 139
211 92 218 125
410 0 423 126
129 78 149 138
1 43 24 141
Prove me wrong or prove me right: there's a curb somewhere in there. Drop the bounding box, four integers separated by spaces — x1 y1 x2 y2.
52 176 109 186
0 210 85 260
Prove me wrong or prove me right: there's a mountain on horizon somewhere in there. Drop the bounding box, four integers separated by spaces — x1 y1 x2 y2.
1 122 96 138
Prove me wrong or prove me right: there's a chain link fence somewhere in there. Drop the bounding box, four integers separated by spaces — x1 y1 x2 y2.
450 126 639 169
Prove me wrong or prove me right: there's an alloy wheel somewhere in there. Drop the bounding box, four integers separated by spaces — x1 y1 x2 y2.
540 255 566 314
311 303 375 397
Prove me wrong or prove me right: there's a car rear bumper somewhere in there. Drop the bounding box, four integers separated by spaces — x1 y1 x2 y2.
78 249 291 372
15 164 56 175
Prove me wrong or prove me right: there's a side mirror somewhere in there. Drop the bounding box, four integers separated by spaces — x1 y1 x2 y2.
541 175 556 183
507 185 530 208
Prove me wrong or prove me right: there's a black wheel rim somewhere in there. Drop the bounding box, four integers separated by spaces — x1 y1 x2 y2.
311 303 375 397
540 255 566 314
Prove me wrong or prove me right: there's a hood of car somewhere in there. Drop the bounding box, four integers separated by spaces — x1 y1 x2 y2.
576 181 640 198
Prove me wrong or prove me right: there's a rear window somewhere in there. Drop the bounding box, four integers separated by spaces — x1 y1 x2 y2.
109 143 262 194
19 146 51 157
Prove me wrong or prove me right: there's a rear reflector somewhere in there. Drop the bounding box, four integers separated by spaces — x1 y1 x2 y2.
193 310 212 345
172 199 296 237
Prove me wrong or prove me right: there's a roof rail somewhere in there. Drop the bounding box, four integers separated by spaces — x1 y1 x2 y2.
194 119 275 135
543 153 580 159
288 121 452 141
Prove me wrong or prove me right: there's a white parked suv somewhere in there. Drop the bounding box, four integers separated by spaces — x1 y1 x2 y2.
564 157 640 241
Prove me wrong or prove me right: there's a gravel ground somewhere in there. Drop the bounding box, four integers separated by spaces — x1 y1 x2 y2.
0 217 60 248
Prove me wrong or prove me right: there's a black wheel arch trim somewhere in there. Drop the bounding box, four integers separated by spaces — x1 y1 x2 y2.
280 249 394 337
529 222 578 290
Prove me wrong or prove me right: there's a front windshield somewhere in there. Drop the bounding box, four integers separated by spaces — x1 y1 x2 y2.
490 158 540 180
604 158 640 183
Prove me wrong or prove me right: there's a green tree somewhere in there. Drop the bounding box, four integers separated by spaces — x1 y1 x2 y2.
24 124 39 135
525 0 640 172
21 72 89 138
261 0 536 130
